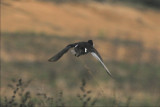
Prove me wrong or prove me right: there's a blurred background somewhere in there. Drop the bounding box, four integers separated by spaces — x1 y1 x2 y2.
1 0 160 106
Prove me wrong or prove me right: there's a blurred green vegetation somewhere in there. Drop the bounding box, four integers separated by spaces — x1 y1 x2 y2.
1 32 160 106
0 79 100 107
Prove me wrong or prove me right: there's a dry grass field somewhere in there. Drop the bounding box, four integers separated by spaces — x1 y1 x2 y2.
1 0 160 106
2 0 160 47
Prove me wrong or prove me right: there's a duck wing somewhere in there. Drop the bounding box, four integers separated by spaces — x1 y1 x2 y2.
91 48 113 78
48 43 77 62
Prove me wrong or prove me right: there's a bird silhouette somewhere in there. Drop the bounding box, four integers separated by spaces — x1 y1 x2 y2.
48 40 112 77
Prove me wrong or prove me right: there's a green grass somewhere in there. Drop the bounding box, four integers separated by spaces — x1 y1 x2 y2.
4 78 154 106
1 78 126 107
1 32 160 106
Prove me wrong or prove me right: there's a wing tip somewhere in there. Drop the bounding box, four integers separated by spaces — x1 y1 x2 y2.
108 73 114 79
105 69 114 79
91 52 114 79
48 59 53 62
48 58 57 62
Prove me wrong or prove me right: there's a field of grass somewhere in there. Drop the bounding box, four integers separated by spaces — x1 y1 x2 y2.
1 32 160 106
1 0 160 106
2 0 160 48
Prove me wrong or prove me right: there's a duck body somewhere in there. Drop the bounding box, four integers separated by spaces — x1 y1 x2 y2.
48 40 113 78
73 40 93 57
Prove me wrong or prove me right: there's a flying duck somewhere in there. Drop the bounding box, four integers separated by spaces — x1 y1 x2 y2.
48 40 112 77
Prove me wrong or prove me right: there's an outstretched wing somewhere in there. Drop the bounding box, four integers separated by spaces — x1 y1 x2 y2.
91 48 103 61
91 48 113 78
48 43 77 62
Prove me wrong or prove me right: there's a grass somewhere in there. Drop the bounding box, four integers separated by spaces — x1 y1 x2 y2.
1 78 143 106
2 32 156 63
1 32 160 106
1 78 128 107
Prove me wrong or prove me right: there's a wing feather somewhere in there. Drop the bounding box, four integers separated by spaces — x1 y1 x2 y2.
48 43 77 62
91 48 103 61
91 52 113 78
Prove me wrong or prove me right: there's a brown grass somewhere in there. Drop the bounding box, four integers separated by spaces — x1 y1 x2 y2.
2 0 160 49
1 1 160 106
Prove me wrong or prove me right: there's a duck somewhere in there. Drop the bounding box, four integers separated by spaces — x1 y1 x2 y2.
48 40 112 77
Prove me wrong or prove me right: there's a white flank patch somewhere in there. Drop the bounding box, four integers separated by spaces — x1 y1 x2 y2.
91 52 112 77
71 49 76 55
85 48 87 53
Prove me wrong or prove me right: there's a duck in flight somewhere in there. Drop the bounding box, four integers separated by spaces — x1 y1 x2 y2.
48 40 112 77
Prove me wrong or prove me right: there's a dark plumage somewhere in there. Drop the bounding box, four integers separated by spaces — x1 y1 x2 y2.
48 40 112 77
